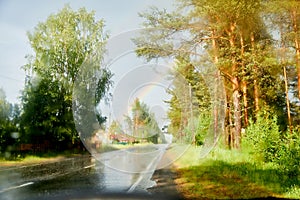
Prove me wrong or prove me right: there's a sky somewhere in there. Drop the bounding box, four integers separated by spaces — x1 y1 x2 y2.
0 0 174 104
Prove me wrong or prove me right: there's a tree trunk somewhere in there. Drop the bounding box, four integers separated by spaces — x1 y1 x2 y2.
240 33 248 126
297 52 300 101
211 29 224 145
241 82 248 126
253 79 259 116
229 23 242 149
283 64 292 133
211 29 219 64
251 32 260 118
291 9 300 101
279 17 293 133
232 76 241 149
225 94 233 149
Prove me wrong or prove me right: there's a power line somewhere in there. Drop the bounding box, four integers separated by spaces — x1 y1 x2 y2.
0 74 24 82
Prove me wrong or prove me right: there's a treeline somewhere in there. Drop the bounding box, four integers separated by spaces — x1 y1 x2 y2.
0 88 20 157
134 0 300 149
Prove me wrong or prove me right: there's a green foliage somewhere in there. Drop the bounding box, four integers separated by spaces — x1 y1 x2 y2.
132 1 300 197
25 6 107 89
244 112 281 162
124 98 161 143
108 120 122 135
276 131 300 177
244 112 300 178
180 111 211 145
175 147 299 199
182 117 197 144
134 0 286 150
0 88 20 157
20 6 111 150
0 88 10 123
285 184 300 199
195 112 211 146
165 57 211 142
20 78 73 144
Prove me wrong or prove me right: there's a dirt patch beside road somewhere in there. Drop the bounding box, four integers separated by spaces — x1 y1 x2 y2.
147 167 184 200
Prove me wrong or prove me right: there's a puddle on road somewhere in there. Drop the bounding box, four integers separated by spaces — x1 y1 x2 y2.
0 154 158 199
94 160 154 193
95 160 134 192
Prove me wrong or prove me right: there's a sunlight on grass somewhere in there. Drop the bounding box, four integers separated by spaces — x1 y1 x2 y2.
99 143 158 152
172 145 299 199
173 145 202 168
173 143 257 169
0 155 65 167
23 155 63 162
208 147 255 163
285 185 300 199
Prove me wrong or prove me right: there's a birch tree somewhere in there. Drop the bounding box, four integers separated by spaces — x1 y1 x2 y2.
21 6 111 148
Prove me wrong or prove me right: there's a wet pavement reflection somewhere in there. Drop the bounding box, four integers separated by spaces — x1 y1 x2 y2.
0 144 170 200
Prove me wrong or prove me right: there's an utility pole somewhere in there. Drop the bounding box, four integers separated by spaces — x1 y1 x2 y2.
189 83 195 145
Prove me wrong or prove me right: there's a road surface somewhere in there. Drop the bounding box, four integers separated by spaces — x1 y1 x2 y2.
0 144 172 200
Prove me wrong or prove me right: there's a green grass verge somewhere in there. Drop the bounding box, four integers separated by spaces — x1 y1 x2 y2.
173 146 300 199
0 150 89 167
0 155 66 167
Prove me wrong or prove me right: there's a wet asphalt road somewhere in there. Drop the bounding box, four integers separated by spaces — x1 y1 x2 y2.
0 144 170 200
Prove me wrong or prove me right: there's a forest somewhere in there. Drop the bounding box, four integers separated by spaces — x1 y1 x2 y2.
133 0 299 152
133 1 300 189
133 2 300 197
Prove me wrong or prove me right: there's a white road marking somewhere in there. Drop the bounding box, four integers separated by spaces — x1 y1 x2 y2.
127 144 168 193
83 164 96 169
0 182 34 193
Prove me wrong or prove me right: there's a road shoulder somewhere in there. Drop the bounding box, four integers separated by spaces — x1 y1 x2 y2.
147 167 184 200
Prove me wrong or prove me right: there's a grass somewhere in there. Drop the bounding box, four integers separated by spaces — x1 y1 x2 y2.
172 145 300 199
0 150 89 167
0 155 66 167
172 145 202 168
94 142 158 153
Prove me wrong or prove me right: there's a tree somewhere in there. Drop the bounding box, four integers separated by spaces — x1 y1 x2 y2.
134 0 290 149
0 88 10 124
108 120 122 135
265 0 300 130
165 57 211 143
124 98 161 143
0 88 20 157
267 0 300 101
20 6 111 150
20 78 72 146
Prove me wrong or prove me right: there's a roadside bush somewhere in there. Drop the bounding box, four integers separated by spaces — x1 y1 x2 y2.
182 112 211 145
276 131 300 177
183 117 198 144
196 112 212 146
244 112 281 163
244 112 300 178
195 112 211 146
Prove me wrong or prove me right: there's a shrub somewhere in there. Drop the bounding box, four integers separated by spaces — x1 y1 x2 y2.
195 112 211 146
244 112 300 178
182 112 211 145
244 112 281 163
276 131 300 177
